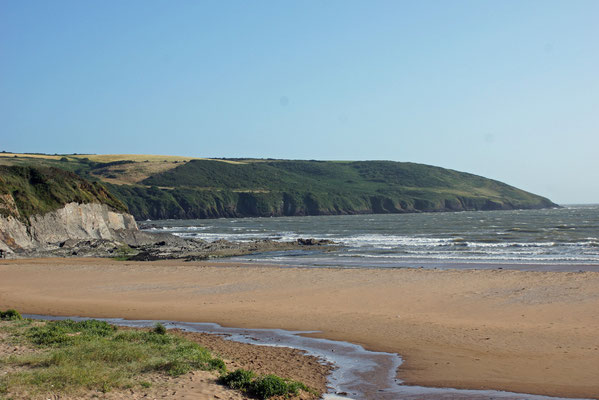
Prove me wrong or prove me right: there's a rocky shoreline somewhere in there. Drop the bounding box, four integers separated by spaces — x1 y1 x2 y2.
13 228 336 261
0 199 336 261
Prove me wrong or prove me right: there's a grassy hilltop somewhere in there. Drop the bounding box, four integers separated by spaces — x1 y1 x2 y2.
0 152 557 220
0 164 127 223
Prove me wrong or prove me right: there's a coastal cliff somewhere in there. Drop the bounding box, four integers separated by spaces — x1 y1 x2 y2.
107 159 558 220
0 202 137 253
0 166 137 254
0 163 333 259
0 155 559 222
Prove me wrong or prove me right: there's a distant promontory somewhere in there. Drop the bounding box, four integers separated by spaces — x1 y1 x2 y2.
0 153 558 221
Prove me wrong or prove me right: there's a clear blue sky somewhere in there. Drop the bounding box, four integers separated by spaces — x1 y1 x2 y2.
1 1 598 204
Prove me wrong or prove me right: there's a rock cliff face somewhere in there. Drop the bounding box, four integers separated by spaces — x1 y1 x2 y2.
0 165 137 256
0 202 137 254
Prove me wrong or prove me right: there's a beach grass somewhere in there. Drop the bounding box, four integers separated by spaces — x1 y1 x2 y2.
0 318 225 396
0 318 312 399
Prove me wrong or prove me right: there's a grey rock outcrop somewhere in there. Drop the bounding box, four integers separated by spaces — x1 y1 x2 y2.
0 202 138 255
0 202 338 260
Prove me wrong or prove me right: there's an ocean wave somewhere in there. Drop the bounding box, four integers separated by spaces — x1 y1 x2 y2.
169 229 599 256
334 234 599 249
148 225 212 232
293 252 599 263
142 205 599 264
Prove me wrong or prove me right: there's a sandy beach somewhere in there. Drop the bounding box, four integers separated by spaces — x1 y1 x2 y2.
1 258 598 399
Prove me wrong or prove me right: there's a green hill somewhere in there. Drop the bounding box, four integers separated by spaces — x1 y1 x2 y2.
0 154 557 220
0 165 127 223
111 159 556 219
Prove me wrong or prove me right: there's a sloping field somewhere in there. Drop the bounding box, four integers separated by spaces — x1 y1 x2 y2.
0 154 245 185
0 153 197 163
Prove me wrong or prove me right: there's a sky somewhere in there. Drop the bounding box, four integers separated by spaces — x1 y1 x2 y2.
1 1 598 204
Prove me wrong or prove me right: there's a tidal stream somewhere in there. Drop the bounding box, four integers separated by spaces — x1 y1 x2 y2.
24 315 593 400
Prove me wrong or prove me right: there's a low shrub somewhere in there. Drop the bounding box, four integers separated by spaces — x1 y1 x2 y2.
219 368 255 390
219 369 307 399
152 323 167 335
0 309 22 320
208 357 226 372
250 374 289 399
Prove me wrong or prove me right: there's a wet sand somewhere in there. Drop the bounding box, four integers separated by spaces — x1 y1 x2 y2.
1 258 598 399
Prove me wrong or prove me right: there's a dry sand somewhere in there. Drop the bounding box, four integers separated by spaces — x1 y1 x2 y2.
1 258 598 399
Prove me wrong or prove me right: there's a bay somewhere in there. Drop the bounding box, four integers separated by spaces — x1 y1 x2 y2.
141 205 599 270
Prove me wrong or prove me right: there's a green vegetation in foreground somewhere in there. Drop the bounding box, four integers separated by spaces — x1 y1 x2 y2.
220 369 310 400
0 165 127 223
0 310 22 321
0 153 558 220
0 318 311 399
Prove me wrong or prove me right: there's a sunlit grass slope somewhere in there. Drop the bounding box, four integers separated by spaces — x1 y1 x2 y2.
0 153 557 220
121 158 556 219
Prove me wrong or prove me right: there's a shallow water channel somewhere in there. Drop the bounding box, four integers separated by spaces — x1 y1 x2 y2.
25 315 593 400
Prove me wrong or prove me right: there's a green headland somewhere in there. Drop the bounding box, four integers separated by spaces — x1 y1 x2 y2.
0 153 557 221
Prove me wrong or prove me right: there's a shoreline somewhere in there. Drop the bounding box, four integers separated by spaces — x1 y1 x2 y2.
1 258 598 398
212 258 599 272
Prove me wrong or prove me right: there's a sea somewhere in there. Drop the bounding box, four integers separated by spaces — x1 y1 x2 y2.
141 204 599 271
